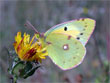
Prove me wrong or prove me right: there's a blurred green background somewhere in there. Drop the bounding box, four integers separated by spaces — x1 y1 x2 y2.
0 0 109 83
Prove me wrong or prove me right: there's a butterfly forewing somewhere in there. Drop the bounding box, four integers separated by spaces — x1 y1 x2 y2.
45 18 95 46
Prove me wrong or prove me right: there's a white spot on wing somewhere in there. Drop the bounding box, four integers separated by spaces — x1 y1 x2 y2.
64 46 68 49
63 44 69 50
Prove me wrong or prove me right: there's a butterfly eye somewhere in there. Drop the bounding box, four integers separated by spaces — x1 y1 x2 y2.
64 27 67 31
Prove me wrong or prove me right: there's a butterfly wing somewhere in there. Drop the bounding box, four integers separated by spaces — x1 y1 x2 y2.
45 33 86 70
45 18 96 46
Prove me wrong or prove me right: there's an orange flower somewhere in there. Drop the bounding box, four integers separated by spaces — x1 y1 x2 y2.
13 32 48 62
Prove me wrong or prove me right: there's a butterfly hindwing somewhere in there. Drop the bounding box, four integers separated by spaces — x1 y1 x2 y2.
45 33 86 70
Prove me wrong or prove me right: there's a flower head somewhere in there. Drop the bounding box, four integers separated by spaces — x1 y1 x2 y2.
13 32 48 62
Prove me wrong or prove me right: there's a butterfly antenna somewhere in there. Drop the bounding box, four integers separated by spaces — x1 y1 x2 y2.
24 20 39 34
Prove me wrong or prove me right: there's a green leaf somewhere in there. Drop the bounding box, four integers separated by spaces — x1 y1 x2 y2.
23 65 40 79
11 61 41 80
24 62 33 73
11 61 25 76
